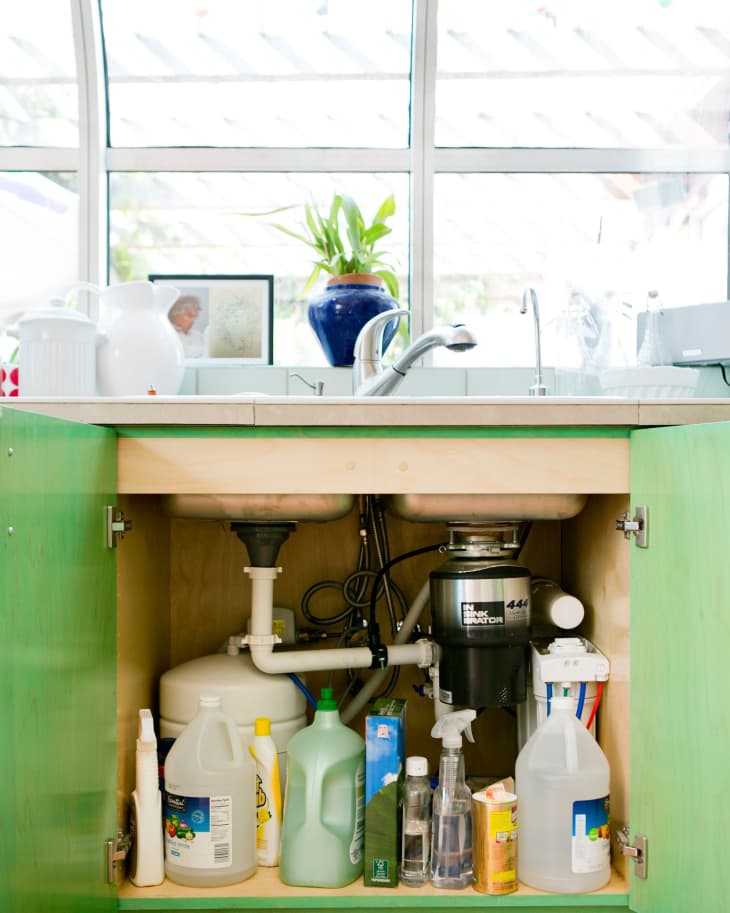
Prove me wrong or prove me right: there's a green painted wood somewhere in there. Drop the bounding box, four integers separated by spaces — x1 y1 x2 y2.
114 426 631 440
630 423 730 913
0 408 118 913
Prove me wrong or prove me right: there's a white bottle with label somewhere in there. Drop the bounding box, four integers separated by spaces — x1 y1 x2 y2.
249 716 282 866
128 709 164 886
515 694 611 893
164 693 257 887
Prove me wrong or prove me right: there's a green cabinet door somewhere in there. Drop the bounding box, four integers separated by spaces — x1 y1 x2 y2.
630 423 730 913
0 408 117 913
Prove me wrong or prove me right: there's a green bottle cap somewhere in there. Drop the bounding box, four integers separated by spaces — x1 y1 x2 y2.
317 687 337 711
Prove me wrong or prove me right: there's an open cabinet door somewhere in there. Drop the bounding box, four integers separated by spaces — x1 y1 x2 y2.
0 408 117 913
630 423 730 913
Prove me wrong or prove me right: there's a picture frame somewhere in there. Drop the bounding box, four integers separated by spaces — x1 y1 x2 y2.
149 274 274 364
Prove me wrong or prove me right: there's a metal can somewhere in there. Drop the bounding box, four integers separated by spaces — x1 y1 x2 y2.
472 786 518 895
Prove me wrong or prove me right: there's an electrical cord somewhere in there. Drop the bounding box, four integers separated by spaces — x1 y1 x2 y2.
719 363 730 387
300 494 417 706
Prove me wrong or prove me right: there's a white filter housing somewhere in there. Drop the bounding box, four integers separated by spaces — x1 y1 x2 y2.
517 637 610 749
160 652 307 790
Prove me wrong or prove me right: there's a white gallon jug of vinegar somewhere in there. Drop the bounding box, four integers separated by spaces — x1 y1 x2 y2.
279 687 365 887
515 695 610 893
164 694 256 887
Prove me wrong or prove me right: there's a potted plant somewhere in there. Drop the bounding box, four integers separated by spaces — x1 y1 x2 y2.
272 193 402 367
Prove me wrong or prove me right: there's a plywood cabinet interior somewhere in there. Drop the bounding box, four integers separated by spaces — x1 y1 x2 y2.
116 489 631 908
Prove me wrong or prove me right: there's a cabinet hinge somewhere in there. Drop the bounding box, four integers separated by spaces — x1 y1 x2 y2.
105 830 131 884
105 505 132 549
616 505 648 548
616 826 648 879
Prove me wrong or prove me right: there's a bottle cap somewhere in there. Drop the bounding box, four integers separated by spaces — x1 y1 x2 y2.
200 693 222 709
317 687 338 711
254 716 271 736
406 755 428 777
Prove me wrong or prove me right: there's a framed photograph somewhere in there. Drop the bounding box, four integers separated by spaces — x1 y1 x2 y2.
149 274 274 364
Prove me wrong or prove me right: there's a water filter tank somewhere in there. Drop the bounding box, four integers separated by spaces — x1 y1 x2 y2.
159 651 307 790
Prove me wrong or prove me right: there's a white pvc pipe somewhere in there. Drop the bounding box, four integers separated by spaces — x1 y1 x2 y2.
243 565 434 676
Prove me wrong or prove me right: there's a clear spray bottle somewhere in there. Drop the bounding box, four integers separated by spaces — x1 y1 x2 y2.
430 709 476 889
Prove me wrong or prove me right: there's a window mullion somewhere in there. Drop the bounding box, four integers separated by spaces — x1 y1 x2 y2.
410 0 438 338
72 0 108 312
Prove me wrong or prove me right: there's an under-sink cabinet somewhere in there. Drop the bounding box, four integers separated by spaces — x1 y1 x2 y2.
1 412 727 913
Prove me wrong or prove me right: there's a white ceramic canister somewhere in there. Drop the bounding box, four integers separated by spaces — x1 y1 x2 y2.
96 280 185 395
7 299 104 396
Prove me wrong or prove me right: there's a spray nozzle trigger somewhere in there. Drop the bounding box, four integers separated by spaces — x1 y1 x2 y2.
136 708 157 752
430 709 477 748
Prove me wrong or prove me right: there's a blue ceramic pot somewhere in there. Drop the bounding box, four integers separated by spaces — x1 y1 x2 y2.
307 274 400 367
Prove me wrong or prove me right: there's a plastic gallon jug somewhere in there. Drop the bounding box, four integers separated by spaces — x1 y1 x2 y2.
163 694 256 887
515 695 610 893
279 687 365 887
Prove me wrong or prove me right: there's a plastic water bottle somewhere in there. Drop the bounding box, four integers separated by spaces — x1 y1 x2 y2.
515 694 610 893
163 694 256 887
400 755 431 886
279 687 365 887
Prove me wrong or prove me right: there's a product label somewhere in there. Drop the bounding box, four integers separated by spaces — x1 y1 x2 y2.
349 759 366 865
461 600 505 626
572 796 610 874
165 793 233 869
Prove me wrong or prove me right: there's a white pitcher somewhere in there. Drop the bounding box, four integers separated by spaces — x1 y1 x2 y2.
96 280 185 396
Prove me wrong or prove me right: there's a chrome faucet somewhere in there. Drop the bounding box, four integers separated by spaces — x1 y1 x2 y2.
353 308 478 396
521 287 550 396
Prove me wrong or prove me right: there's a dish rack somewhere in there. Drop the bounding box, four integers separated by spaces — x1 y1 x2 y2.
599 365 700 398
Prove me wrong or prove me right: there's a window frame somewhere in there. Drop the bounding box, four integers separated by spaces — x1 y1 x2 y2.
1 0 729 340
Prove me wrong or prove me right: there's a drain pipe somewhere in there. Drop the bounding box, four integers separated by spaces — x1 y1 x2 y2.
235 566 434 675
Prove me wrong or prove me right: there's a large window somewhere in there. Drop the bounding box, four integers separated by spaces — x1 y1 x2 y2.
2 0 729 367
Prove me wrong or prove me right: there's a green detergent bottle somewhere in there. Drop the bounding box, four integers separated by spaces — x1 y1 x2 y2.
280 687 366 887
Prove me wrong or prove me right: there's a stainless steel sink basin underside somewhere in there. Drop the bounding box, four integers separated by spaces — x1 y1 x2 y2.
162 492 587 522
163 493 355 522
386 493 588 522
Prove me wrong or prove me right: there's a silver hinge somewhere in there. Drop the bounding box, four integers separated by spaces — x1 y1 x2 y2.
105 506 132 549
616 826 648 879
616 505 648 548
106 830 131 884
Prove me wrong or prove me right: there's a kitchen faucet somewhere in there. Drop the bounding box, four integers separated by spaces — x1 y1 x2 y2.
521 287 550 396
352 308 478 396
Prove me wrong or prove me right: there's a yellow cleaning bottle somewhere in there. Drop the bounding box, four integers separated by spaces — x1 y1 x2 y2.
249 717 282 866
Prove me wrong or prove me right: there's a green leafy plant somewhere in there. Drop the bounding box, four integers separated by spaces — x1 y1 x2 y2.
269 193 400 299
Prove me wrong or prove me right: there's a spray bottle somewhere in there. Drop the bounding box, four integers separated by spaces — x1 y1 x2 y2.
430 709 476 889
129 709 164 887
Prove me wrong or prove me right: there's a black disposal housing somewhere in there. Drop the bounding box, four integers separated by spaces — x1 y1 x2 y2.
430 557 531 707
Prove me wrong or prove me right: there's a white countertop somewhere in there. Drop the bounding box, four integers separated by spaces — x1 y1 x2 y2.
3 394 730 428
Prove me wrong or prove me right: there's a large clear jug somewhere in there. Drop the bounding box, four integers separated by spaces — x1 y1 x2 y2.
515 695 610 893
97 280 184 395
164 694 256 887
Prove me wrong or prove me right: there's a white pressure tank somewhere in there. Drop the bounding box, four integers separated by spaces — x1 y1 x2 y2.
159 650 308 790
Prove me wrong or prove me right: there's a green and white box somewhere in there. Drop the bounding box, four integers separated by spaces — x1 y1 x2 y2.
364 697 406 887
